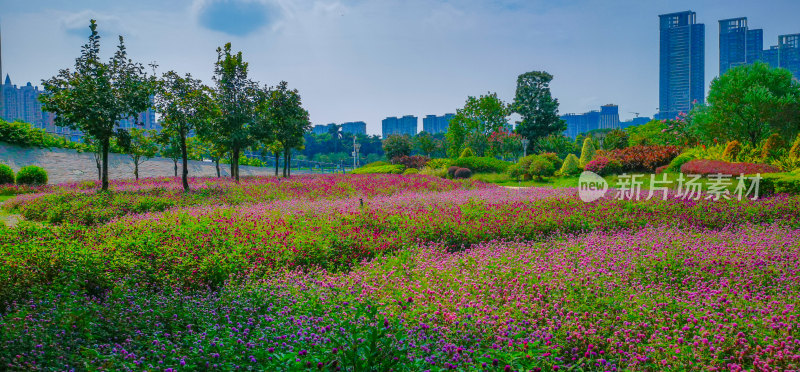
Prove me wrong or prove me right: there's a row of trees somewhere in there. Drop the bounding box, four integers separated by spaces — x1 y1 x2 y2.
40 20 311 191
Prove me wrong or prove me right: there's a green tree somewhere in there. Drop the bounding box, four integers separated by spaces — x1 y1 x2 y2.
512 71 566 152
39 20 155 190
122 128 158 179
692 62 800 147
534 134 578 159
383 135 412 161
602 129 629 151
446 92 510 157
155 71 215 191
415 131 436 157
207 43 257 182
187 136 227 177
257 81 310 177
157 129 182 177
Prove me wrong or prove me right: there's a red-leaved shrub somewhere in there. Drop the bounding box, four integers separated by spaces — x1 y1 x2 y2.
606 145 681 172
655 165 669 174
679 159 781 176
392 155 430 169
584 156 622 176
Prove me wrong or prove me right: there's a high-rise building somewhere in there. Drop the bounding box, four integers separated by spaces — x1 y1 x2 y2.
719 17 764 75
382 115 417 139
620 116 652 129
599 104 620 130
1 75 47 128
340 121 367 135
422 113 454 135
561 105 626 139
658 11 705 120
718 17 800 80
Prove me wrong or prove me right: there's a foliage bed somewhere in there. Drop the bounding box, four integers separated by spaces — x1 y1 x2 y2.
679 159 782 176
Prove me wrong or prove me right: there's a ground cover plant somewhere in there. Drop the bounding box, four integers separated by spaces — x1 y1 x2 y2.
2 174 800 371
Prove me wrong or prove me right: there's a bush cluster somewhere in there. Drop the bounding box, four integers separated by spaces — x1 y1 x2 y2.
453 167 472 179
15 166 48 185
723 140 742 161
0 164 14 185
425 158 452 170
605 145 681 172
584 156 622 176
557 154 581 176
451 156 511 173
679 159 781 176
351 164 405 174
402 168 419 175
391 155 430 169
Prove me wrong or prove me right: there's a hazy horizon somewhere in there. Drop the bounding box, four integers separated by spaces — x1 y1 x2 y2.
2 0 800 135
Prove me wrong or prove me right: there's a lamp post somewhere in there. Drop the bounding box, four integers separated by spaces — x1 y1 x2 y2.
521 137 530 159
352 137 362 169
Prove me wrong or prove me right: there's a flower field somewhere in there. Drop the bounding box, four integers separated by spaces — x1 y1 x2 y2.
2 174 800 370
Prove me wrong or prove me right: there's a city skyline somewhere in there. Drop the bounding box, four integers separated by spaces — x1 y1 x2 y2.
2 1 800 135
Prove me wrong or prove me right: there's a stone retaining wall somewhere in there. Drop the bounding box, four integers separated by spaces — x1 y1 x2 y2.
0 144 287 184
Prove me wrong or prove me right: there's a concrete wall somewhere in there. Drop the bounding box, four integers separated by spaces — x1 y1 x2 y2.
0 144 284 184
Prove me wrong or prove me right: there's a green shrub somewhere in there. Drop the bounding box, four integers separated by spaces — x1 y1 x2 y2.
762 133 786 159
557 154 581 176
402 168 419 175
15 166 48 185
528 156 555 180
506 163 525 180
426 158 451 169
538 152 563 170
361 161 390 168
666 151 698 173
761 173 800 195
579 137 596 168
0 164 14 184
459 147 474 158
451 157 511 173
723 140 742 161
351 164 405 174
790 134 800 160
419 167 447 178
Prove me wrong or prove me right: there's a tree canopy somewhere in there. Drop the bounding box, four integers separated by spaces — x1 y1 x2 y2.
512 71 565 152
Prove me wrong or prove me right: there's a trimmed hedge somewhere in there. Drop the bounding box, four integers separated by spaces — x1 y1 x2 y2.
761 173 800 195
679 159 781 176
402 168 419 175
351 164 405 174
606 145 681 172
451 157 511 173
0 164 14 185
15 166 48 185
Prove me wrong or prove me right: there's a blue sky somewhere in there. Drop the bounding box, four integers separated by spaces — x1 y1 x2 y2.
2 0 800 135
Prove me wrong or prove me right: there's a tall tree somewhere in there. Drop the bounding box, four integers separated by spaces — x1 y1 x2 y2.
258 81 310 177
157 129 182 177
39 20 155 190
383 134 413 160
512 71 565 153
122 128 158 179
187 136 227 178
210 43 256 182
446 93 510 157
692 62 800 147
155 71 214 191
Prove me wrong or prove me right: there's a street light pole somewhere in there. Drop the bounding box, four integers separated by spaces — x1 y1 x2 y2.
521 137 530 159
352 136 362 169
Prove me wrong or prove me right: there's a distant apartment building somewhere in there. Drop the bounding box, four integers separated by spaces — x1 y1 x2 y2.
422 113 455 135
382 115 417 139
312 121 367 136
719 17 800 79
620 116 652 129
658 11 705 120
561 104 620 139
340 121 367 135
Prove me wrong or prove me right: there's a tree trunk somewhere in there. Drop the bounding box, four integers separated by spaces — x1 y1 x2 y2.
274 150 279 176
95 154 102 181
101 137 110 191
232 147 240 183
287 152 291 177
180 130 189 192
173 160 178 177
215 159 221 178
134 159 139 180
283 148 289 177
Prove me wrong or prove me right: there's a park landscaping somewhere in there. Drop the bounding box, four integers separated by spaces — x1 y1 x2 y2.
2 173 800 371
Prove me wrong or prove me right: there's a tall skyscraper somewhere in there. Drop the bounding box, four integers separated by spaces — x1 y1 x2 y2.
561 104 622 139
659 11 705 120
340 121 367 135
775 34 800 79
719 17 764 75
598 104 620 130
422 113 454 135
381 115 417 139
